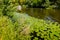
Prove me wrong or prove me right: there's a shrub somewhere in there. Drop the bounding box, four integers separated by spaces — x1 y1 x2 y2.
0 12 60 40
0 0 60 40
16 13 60 40
0 16 15 40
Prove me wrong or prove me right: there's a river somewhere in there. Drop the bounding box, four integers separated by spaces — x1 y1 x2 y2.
21 8 60 23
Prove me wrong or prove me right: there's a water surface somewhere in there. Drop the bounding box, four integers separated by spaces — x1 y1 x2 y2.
21 8 60 23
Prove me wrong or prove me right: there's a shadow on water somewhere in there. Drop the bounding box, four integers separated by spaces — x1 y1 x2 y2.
21 8 60 23
48 9 60 23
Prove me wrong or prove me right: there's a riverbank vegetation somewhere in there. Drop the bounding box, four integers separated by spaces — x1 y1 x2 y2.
0 0 60 40
0 0 60 8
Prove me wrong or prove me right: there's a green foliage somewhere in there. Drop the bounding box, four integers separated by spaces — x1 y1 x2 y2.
0 0 60 40
0 13 60 40
0 16 15 40
19 0 57 8
16 13 60 40
0 0 58 8
0 12 60 40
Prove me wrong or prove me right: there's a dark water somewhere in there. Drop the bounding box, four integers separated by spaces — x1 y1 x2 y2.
21 8 60 23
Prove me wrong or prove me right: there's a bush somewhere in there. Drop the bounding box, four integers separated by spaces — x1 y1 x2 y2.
0 16 15 40
0 12 60 40
0 0 60 40
15 13 60 40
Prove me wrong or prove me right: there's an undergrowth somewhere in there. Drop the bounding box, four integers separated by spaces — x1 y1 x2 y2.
0 0 60 40
0 14 60 40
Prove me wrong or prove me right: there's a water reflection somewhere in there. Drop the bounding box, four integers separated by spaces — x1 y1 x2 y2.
21 8 60 23
22 8 48 18
49 9 60 23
